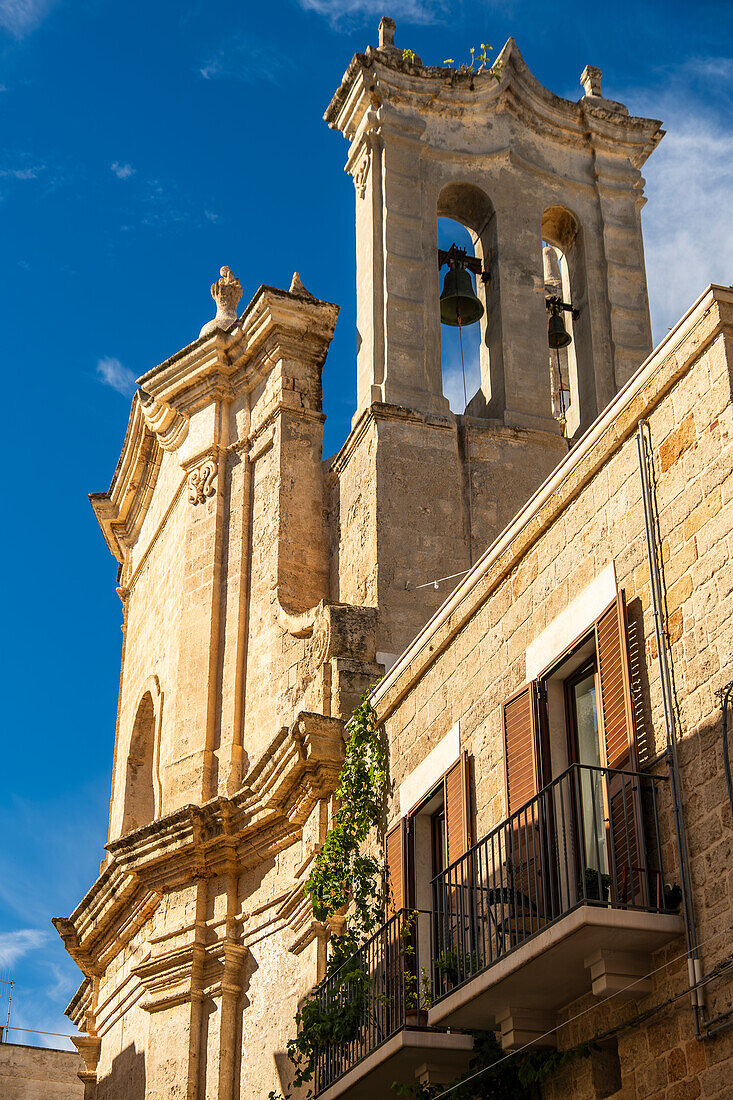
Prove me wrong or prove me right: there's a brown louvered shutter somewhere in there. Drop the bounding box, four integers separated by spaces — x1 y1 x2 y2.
445 752 471 867
596 594 637 772
385 819 406 917
596 594 643 904
503 684 539 815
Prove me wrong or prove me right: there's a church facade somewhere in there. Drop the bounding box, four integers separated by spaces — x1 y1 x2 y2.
54 18 733 1099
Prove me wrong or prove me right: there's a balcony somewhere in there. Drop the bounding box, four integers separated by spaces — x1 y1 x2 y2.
313 909 474 1100
428 763 683 1047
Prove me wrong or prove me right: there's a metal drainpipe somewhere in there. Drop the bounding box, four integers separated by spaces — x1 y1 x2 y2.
636 420 703 1038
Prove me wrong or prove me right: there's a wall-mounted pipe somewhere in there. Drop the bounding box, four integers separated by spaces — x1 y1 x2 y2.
636 420 703 1036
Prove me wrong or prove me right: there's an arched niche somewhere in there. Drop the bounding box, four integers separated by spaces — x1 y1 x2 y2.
541 205 595 437
437 182 502 418
121 686 160 834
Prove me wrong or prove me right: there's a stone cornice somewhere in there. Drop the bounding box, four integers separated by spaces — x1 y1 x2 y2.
370 285 733 723
325 38 662 170
53 711 345 979
90 282 339 564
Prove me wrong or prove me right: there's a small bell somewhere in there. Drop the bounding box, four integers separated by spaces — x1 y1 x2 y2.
548 308 572 349
440 263 484 327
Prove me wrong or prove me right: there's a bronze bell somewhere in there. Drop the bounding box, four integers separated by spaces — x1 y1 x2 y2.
548 308 572 349
440 263 484 327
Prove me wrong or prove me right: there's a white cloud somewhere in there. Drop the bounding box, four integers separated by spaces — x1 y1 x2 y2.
636 96 733 341
96 356 137 396
296 0 446 26
199 36 285 83
0 928 47 967
204 209 220 222
111 161 135 180
0 165 44 179
0 0 58 37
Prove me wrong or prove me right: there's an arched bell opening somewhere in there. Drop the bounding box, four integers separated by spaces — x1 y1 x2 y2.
121 691 156 834
541 205 593 439
437 217 482 412
437 183 500 418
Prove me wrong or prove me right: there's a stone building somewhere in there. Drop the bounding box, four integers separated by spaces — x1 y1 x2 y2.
53 16 732 1100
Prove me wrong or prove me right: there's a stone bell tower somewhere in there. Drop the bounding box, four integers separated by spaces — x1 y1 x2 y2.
325 17 662 662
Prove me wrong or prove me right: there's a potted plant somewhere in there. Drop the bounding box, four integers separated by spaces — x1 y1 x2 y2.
581 867 613 902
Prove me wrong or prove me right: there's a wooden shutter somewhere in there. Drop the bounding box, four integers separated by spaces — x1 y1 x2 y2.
595 593 643 904
596 594 638 771
385 819 406 917
503 683 539 815
444 752 471 866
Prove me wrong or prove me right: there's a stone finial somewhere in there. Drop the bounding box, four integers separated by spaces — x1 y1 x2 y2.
199 266 243 338
580 65 603 98
289 271 314 299
379 16 396 50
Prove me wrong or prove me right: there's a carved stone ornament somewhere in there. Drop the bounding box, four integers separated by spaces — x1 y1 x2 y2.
199 265 243 338
310 615 331 670
187 458 217 504
353 150 370 199
139 392 190 452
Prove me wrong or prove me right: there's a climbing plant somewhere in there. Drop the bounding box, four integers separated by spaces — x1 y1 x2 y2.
269 691 388 1099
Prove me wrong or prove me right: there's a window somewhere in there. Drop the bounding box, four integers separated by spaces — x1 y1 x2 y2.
502 593 647 907
385 754 471 918
121 691 156 834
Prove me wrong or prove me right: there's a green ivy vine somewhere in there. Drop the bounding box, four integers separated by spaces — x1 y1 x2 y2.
269 692 388 1099
269 692 590 1100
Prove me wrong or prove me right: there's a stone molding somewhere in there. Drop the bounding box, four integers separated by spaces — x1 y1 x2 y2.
54 711 346 982
325 37 662 169
139 392 189 452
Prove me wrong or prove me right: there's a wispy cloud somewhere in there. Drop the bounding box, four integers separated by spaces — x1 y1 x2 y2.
623 63 733 342
0 164 45 179
0 0 58 37
111 161 135 180
96 356 137 396
295 0 447 28
0 928 47 967
198 35 285 83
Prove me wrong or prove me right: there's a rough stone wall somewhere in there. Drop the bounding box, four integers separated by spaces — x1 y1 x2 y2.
0 1043 84 1100
375 287 733 1096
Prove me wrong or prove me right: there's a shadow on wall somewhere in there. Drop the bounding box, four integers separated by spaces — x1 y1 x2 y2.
97 1042 145 1100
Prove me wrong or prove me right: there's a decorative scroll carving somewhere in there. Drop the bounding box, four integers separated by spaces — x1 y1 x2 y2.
353 149 370 199
139 392 190 452
187 459 217 504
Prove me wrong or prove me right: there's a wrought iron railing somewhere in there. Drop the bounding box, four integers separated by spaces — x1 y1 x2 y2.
313 908 432 1096
431 763 668 1001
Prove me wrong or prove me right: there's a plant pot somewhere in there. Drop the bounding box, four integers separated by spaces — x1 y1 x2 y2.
406 1010 429 1027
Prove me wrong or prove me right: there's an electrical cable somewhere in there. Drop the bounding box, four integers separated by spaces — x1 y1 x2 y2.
3 1025 79 1040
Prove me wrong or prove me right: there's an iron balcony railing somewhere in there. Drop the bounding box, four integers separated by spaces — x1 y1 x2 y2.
313 908 432 1096
431 762 668 1001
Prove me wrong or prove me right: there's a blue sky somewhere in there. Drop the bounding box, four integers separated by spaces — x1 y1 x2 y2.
0 0 730 1051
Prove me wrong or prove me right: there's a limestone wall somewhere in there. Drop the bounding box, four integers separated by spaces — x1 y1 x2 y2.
0 1043 84 1100
373 286 733 1096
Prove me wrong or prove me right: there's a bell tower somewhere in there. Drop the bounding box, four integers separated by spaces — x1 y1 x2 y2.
327 18 662 433
325 18 662 661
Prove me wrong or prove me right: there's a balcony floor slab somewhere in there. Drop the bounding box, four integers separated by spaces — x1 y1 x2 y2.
316 1028 475 1100
428 905 683 1031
